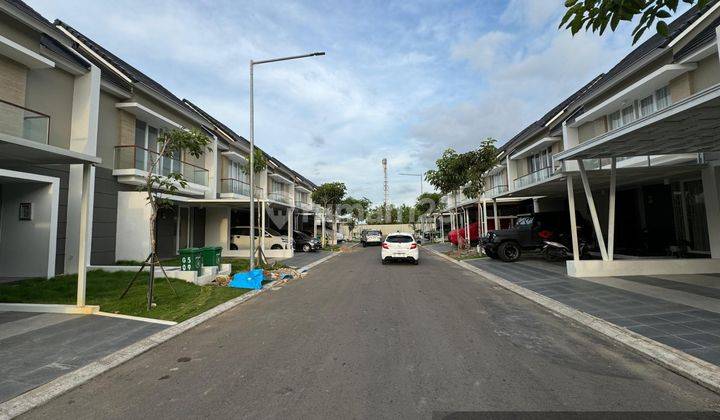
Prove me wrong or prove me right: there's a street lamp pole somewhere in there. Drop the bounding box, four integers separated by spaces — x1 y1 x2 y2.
249 51 325 270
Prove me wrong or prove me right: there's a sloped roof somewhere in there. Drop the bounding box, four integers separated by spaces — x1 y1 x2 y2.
578 2 716 101
674 15 720 60
55 19 197 115
503 74 604 151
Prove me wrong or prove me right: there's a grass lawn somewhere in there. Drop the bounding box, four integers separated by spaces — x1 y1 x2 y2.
0 270 250 322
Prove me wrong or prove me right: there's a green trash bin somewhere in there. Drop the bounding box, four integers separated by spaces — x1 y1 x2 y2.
201 246 222 267
179 248 203 274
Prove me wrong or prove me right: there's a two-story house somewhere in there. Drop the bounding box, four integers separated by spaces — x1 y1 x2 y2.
0 0 98 309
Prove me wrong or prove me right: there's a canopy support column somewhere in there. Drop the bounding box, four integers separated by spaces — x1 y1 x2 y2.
578 160 609 261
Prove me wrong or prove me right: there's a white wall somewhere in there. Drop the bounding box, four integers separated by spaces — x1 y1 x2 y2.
205 207 230 251
115 191 151 262
0 180 58 278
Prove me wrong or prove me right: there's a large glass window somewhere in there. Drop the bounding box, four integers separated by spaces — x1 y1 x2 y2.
639 95 655 117
655 86 670 110
608 111 622 130
621 105 636 125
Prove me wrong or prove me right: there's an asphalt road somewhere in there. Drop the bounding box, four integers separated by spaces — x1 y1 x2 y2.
24 247 720 419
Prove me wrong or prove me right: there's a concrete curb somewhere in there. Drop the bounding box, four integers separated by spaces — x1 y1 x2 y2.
423 246 720 395
0 252 345 420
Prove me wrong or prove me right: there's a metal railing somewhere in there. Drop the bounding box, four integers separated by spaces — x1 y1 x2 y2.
114 145 208 186
513 166 554 190
484 184 508 197
268 191 292 204
221 178 251 197
0 98 50 144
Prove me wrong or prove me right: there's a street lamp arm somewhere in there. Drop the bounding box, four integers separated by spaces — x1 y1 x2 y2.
252 52 325 66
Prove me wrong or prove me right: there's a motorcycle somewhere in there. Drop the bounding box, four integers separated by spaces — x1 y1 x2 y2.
541 232 589 262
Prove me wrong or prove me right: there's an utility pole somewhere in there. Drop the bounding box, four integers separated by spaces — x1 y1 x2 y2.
382 158 389 222
248 51 325 270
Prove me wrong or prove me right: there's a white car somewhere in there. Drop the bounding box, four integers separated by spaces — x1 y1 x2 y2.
230 226 288 250
381 232 419 265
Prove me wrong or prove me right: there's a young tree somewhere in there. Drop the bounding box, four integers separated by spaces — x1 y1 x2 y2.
121 128 212 310
460 138 498 241
425 148 466 244
561 0 707 44
311 182 347 247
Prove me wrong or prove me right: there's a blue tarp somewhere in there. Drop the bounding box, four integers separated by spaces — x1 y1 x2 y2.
228 268 264 290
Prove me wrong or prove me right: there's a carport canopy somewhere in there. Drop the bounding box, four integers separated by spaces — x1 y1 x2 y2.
0 134 101 165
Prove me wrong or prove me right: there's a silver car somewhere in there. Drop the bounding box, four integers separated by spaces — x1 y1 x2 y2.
361 230 383 247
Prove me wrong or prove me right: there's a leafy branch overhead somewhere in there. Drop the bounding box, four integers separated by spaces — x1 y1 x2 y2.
561 0 709 44
244 148 268 174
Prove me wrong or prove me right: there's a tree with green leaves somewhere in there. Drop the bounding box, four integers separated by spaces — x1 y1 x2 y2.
460 138 499 241
121 128 212 310
415 192 445 236
561 0 707 44
338 196 371 238
425 148 467 241
311 182 347 246
244 147 268 175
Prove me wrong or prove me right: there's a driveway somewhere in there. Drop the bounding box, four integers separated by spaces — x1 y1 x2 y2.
1 312 167 404
23 247 720 418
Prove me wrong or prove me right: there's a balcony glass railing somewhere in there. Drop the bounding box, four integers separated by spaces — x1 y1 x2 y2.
221 178 251 197
484 185 508 197
268 191 292 204
114 145 208 187
513 167 554 190
0 99 50 144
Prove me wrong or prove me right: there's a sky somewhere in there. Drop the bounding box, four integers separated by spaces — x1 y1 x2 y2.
28 0 686 206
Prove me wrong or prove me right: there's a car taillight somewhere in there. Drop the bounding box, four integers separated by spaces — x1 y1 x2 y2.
410 243 417 249
382 243 389 249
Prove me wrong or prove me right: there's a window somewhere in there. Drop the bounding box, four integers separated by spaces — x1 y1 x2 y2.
621 105 636 125
607 86 670 130
385 235 414 243
134 120 176 176
655 86 670 110
639 95 655 117
527 147 552 173
608 110 622 130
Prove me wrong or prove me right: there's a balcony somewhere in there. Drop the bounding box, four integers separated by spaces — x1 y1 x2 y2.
484 185 508 198
114 145 208 193
0 99 49 145
220 178 250 197
513 167 554 190
268 191 292 205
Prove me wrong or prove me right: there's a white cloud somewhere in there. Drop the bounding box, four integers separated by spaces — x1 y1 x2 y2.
500 0 562 29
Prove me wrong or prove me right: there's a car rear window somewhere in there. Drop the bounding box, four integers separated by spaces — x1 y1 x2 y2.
385 235 414 243
367 231 381 235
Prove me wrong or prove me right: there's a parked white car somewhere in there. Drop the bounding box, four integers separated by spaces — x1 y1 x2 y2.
230 226 288 250
381 232 419 265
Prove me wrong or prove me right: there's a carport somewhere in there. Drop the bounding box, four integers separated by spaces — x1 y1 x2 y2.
0 134 99 312
555 83 720 277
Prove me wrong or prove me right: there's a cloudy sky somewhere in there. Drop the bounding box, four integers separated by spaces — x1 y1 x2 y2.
30 0 684 205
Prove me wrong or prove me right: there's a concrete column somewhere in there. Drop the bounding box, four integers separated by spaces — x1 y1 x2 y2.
76 164 92 307
566 176 580 261
702 166 720 258
287 208 293 252
493 199 499 230
578 160 609 261
313 214 318 238
608 158 617 260
321 210 326 247
533 198 540 213
506 156 518 192
261 201 266 253
482 200 488 234
65 65 100 273
441 215 445 243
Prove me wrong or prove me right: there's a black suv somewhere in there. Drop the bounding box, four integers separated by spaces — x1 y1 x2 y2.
481 212 590 262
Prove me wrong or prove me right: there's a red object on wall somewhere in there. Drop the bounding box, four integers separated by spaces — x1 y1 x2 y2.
447 218 513 244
